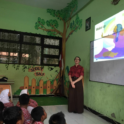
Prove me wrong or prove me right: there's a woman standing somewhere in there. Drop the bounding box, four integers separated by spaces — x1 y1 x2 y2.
68 56 84 113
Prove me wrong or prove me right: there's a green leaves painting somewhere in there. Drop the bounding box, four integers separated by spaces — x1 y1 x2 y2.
35 0 82 41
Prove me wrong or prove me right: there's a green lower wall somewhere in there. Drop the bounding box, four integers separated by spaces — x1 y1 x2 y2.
65 0 124 123
0 64 59 95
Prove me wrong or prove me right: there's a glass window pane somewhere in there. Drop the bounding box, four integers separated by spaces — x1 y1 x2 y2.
44 48 59 55
0 32 20 41
23 35 41 44
0 42 20 63
0 42 20 52
44 38 59 46
43 58 58 65
0 52 9 56
21 44 41 64
0 56 9 63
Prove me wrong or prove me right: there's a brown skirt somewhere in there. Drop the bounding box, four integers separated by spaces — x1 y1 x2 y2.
68 77 84 113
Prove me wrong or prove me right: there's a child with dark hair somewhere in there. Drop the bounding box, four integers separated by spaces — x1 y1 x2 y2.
31 106 47 124
17 89 38 114
2 106 24 124
0 102 4 124
19 94 32 124
49 112 66 124
0 89 14 109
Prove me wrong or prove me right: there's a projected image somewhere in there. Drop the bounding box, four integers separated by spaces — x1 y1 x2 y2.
95 10 124 39
94 29 124 62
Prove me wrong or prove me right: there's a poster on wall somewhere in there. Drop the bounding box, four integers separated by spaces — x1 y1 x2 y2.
95 10 124 40
85 17 91 31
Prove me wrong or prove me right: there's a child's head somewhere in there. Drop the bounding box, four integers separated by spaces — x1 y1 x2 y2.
19 94 29 107
49 112 66 124
31 106 47 122
0 112 3 124
0 102 4 112
3 106 24 124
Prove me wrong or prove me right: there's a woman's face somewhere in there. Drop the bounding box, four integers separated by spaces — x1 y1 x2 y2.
74 57 80 65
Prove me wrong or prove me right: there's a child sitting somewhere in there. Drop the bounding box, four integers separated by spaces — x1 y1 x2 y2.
19 94 32 124
31 106 47 124
17 89 38 114
49 112 66 124
3 106 24 124
0 89 14 109
0 102 4 124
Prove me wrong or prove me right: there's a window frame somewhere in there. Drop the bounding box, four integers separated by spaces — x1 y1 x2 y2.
0 29 62 66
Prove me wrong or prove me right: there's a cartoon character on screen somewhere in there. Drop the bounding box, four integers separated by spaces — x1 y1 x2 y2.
95 24 124 59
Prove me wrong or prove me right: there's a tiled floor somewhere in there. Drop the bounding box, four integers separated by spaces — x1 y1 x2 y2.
13 98 111 124
43 105 111 124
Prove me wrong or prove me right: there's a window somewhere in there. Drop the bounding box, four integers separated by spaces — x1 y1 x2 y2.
0 29 61 66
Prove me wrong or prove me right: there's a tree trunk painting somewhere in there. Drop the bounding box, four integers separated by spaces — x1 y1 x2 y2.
35 0 82 75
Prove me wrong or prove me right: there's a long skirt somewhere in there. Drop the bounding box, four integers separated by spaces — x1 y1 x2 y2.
68 77 84 113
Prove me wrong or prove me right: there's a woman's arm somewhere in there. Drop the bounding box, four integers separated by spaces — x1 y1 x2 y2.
69 75 73 83
73 76 83 84
69 75 75 88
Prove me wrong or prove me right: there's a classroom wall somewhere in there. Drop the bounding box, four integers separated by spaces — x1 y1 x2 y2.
0 0 62 95
65 0 124 123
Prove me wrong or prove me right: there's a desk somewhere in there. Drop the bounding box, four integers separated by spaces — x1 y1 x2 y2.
0 81 14 102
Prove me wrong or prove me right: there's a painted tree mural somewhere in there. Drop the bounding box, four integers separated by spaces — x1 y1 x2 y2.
35 0 82 73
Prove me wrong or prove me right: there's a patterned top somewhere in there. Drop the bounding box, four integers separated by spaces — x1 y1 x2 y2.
4 102 14 109
17 99 38 108
68 65 84 77
29 99 38 107
21 108 32 124
33 122 44 124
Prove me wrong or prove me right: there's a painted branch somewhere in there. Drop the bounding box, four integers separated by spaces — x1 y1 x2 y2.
55 13 65 22
38 22 63 36
50 24 63 36
66 6 76 32
66 27 78 42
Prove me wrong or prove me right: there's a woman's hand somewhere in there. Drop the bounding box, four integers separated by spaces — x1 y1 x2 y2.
71 81 75 88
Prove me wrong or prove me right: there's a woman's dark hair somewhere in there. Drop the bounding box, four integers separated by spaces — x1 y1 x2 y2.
19 94 30 105
74 56 81 61
31 106 44 121
3 106 22 124
49 112 66 124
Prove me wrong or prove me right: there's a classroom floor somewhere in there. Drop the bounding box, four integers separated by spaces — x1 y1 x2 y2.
13 97 111 124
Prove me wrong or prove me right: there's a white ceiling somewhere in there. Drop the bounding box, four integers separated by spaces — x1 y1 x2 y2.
6 0 73 10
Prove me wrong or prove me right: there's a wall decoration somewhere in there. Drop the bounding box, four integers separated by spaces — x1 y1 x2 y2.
111 0 120 5
28 66 45 76
35 0 83 74
12 65 60 95
85 17 91 31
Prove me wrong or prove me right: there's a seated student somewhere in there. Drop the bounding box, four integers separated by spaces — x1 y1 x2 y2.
19 94 32 124
31 106 47 124
0 102 4 124
0 89 14 109
17 89 38 114
2 106 24 124
49 112 66 124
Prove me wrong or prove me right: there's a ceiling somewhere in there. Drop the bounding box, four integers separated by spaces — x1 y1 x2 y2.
5 0 91 10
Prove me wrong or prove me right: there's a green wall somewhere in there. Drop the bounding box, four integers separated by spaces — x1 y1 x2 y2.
0 0 63 34
0 0 62 95
65 0 124 123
